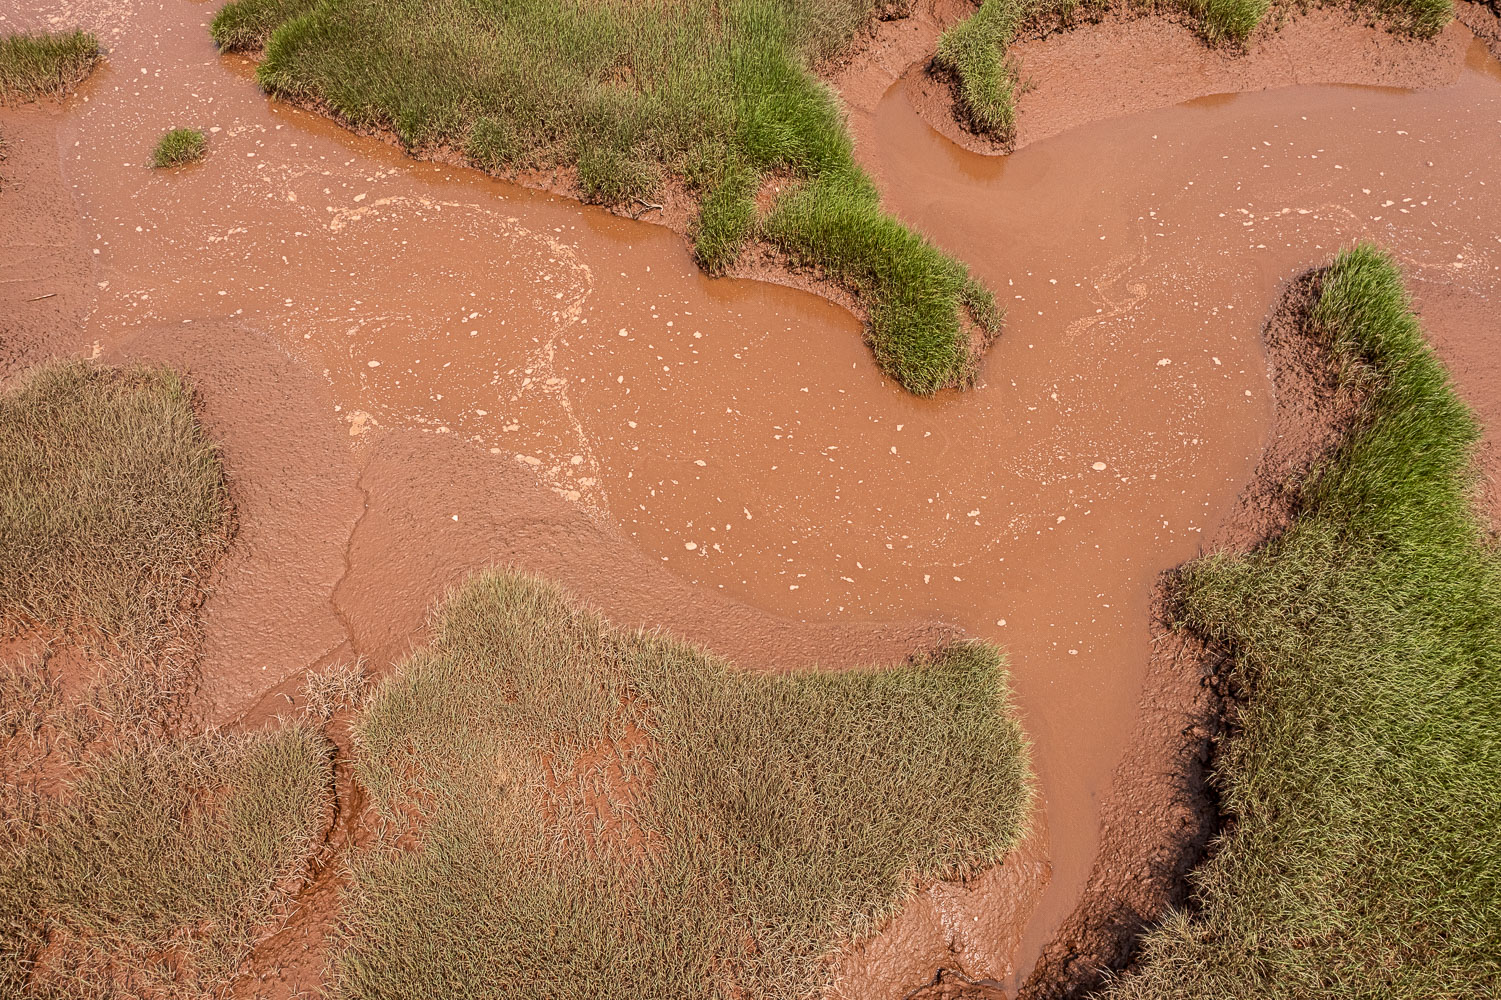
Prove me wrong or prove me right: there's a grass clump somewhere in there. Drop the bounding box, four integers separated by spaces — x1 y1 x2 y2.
333 569 1030 998
0 723 334 998
1108 245 1501 999
1359 0 1453 36
0 30 99 102
149 128 207 168
209 0 997 394
0 361 230 651
936 0 1451 143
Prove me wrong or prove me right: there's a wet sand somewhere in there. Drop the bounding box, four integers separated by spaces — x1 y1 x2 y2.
3 0 1500 996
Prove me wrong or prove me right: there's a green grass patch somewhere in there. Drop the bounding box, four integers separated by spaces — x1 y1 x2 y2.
333 569 1030 998
0 30 99 102
0 723 334 997
0 362 230 651
933 0 1106 143
935 0 1452 143
149 128 207 168
1108 245 1501 999
208 0 998 393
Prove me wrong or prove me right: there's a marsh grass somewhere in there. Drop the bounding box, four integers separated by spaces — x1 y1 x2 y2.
0 723 334 998
210 0 997 393
149 128 207 168
0 361 334 998
1108 245 1501 999
0 30 99 102
937 0 1450 143
333 569 1030 998
0 362 230 653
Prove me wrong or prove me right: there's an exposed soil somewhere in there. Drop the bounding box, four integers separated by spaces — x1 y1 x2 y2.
0 106 92 381
1457 0 1501 60
3 0 1499 997
833 0 1481 156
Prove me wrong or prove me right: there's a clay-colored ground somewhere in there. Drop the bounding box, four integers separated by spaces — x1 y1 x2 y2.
2 0 1499 996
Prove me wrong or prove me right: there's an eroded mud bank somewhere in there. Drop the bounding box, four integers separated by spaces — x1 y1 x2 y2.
3 0 1500 997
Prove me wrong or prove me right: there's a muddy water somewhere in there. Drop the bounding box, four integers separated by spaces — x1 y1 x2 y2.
4 0 1501 993
856 42 1501 984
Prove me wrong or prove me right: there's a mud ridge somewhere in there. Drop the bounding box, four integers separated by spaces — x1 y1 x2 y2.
885 3 1477 157
966 270 1365 1000
1457 0 1501 58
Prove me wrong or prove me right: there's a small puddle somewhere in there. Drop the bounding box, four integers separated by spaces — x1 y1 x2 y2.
4 0 1500 993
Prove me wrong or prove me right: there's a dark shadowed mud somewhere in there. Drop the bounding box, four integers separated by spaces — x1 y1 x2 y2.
2 0 1500 997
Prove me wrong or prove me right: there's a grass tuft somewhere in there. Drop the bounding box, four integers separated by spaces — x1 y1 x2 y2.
1107 245 1501 999
332 569 1030 999
1362 0 1454 35
0 723 334 997
0 30 99 102
0 362 230 652
150 128 207 168
208 0 995 393
936 0 1451 141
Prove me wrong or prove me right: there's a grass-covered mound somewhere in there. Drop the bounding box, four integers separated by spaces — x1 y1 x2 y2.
936 0 1453 145
334 570 1030 998
0 725 333 998
1109 245 1501 998
0 362 230 651
1 360 333 997
0 30 99 102
209 0 998 394
150 127 207 167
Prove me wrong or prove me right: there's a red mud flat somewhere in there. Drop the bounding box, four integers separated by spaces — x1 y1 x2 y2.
1 1 1498 997
922 9 1477 153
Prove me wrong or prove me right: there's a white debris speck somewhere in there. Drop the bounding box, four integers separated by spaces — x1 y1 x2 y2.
366 360 380 368
996 619 1007 627
1092 461 1107 471
1156 358 1171 367
694 459 706 467
684 542 698 551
